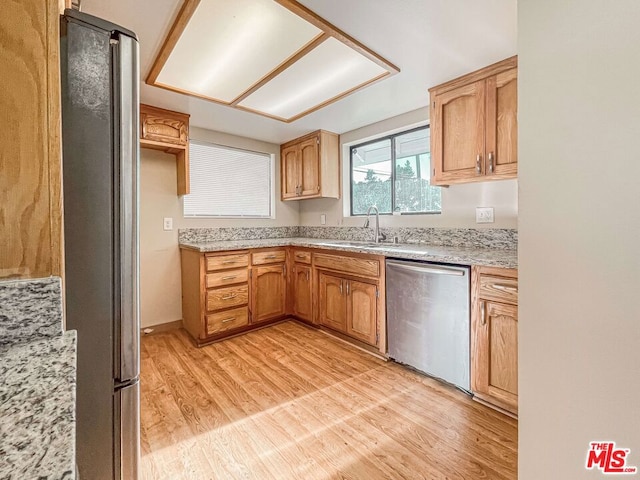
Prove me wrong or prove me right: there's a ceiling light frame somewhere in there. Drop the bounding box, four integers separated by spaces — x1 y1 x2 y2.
146 0 400 123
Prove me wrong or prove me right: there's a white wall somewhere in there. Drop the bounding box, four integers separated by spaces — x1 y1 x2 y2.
519 1 640 478
139 128 298 328
299 107 518 229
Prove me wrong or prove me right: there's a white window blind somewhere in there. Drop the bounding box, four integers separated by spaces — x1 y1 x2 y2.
184 141 273 218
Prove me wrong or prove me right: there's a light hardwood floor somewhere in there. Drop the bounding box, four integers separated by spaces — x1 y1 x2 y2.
140 321 517 480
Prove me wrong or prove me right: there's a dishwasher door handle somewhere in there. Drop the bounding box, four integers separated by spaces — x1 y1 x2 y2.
387 261 466 276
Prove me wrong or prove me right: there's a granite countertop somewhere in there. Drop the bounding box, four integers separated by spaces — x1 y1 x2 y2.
0 330 77 480
179 237 518 269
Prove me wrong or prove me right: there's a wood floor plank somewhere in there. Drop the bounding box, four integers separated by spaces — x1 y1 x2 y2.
140 321 517 479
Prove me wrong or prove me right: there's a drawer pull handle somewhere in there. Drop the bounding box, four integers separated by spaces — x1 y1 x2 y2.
221 275 237 281
493 284 518 293
265 255 277 259
296 254 306 258
221 317 236 323
222 260 238 264
222 293 237 300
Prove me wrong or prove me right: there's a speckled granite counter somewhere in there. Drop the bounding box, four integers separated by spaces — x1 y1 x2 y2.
0 331 77 479
0 277 76 479
179 237 518 269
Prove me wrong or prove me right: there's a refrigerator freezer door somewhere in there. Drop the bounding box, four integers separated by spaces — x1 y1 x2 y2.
115 381 140 480
114 31 140 385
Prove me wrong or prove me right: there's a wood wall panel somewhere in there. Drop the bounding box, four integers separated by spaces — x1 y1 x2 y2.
0 0 64 279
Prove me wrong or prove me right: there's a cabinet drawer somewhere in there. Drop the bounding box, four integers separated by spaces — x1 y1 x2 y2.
205 269 248 288
292 250 311 264
479 275 518 304
252 250 286 265
206 253 249 271
206 307 249 336
314 253 380 278
206 284 249 311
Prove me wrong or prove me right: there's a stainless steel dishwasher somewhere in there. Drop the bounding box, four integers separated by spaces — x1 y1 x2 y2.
386 259 471 392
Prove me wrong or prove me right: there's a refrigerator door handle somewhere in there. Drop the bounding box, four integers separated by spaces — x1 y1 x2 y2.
116 32 140 383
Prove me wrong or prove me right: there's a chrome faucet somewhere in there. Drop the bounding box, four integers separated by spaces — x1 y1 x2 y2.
363 205 386 243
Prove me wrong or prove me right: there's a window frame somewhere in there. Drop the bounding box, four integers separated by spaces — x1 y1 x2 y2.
349 125 439 216
183 139 276 219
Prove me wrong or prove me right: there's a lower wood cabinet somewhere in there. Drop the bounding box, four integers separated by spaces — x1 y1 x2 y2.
180 248 288 346
180 245 383 352
471 266 518 415
251 264 286 323
317 271 379 348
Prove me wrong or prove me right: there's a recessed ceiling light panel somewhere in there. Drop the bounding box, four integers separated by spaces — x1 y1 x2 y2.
147 0 399 122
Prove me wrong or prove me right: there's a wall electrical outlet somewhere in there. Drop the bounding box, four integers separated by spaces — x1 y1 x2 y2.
320 214 326 225
476 207 495 224
163 217 173 231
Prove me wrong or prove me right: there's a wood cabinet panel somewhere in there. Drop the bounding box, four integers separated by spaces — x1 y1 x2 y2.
1 0 63 279
318 273 347 332
140 105 188 146
281 145 299 199
433 81 486 183
206 307 249 335
292 264 312 322
479 275 518 304
486 68 518 177
346 280 377 346
292 250 311 264
252 250 287 265
252 264 286 323
205 269 248 288
206 284 249 311
206 253 249 271
300 137 319 196
314 253 380 278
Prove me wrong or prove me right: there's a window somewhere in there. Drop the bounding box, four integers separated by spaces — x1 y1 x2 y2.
350 126 441 215
184 141 273 218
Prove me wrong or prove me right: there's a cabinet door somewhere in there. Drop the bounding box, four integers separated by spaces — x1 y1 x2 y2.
432 80 486 184
485 68 517 178
299 136 320 197
346 280 377 346
473 300 518 412
318 273 347 332
251 264 286 323
292 264 312 322
281 144 300 199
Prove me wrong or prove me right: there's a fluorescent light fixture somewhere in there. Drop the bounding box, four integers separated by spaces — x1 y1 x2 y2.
147 0 399 122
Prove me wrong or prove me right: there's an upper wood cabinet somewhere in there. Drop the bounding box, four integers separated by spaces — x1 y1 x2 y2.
429 56 517 186
140 104 190 196
280 130 340 201
471 266 518 416
1 0 65 279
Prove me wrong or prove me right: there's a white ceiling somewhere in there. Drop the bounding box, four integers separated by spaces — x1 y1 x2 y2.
81 0 517 144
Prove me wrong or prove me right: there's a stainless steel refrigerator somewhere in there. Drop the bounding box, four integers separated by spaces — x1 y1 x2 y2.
60 9 140 480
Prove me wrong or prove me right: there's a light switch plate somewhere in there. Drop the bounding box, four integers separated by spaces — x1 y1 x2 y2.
476 207 494 224
163 217 173 231
320 214 326 225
